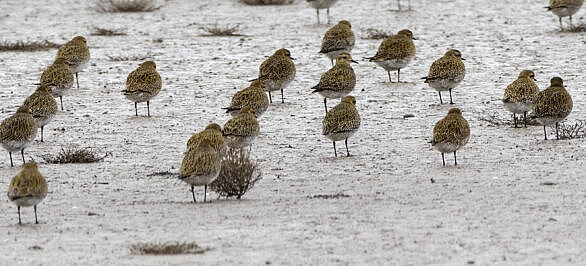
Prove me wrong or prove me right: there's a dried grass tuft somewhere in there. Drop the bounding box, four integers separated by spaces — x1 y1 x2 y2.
363 28 393 40
565 24 586 33
311 192 351 199
0 40 60 52
478 111 539 127
90 27 127 36
200 23 244 37
106 51 155 61
97 0 162 12
43 146 109 164
209 148 262 199
239 0 295 5
130 242 210 255
556 120 586 139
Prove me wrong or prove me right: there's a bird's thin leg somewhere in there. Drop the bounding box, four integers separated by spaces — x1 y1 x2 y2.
345 138 350 157
555 122 559 140
268 91 273 104
34 205 39 224
191 186 196 203
326 8 330 24
398 0 401 10
438 91 443 104
387 71 392 83
408 0 412 10
323 98 328 113
17 206 21 225
20 149 25 165
134 102 138 116
453 151 458 165
204 185 208 203
441 153 445 166
332 141 337 157
147 101 151 117
543 125 548 140
559 16 563 30
523 112 527 128
59 96 64 111
280 88 284 103
9 151 14 167
40 126 44 142
397 69 401 82
75 72 79 89
513 113 518 128
449 89 454 104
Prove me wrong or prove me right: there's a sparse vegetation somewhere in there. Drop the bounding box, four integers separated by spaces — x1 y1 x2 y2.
130 242 210 255
311 193 351 199
200 23 244 37
566 24 586 33
239 0 295 5
364 28 393 40
90 27 127 36
209 148 262 199
106 51 155 61
479 111 539 127
97 0 162 12
556 120 586 140
0 40 60 52
43 146 109 164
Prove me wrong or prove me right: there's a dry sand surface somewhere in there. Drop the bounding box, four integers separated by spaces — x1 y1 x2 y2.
1 0 585 265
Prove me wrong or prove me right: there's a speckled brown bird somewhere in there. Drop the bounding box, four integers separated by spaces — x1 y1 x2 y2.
430 108 470 166
319 20 355 66
546 0 584 30
423 49 466 104
179 139 221 203
256 48 296 104
186 123 227 155
223 80 269 118
222 106 260 148
122 61 162 116
55 36 90 89
307 0 339 24
366 29 416 82
322 96 361 157
7 162 48 224
503 70 540 128
22 84 58 142
0 106 37 167
39 57 74 110
532 77 573 140
312 53 357 113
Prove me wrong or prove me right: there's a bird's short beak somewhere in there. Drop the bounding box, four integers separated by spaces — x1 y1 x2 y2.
351 60 359 64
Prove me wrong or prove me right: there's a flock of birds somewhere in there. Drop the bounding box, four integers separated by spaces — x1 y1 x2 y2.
0 0 583 224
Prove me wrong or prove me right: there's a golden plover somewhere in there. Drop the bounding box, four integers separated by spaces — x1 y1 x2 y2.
55 36 90 89
0 106 37 167
255 48 296 104
22 84 58 142
307 0 338 24
423 49 466 104
311 52 357 113
502 70 540 128
39 57 74 111
431 108 470 166
122 61 162 116
222 106 260 148
223 80 269 118
186 123 227 155
179 139 221 203
532 77 573 140
322 96 361 157
319 20 355 66
546 0 584 30
366 29 416 82
7 162 47 224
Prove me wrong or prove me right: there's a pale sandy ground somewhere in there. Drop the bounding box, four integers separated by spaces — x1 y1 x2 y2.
0 0 585 265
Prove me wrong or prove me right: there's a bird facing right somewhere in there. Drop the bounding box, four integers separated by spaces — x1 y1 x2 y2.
306 0 339 24
319 20 355 66
39 57 74 111
423 49 466 104
322 96 361 157
503 70 540 128
0 106 37 167
532 77 573 140
366 29 416 82
546 0 584 30
122 61 162 117
256 48 296 104
55 36 90 89
7 162 48 224
431 108 470 166
179 139 221 203
22 84 58 142
311 52 358 114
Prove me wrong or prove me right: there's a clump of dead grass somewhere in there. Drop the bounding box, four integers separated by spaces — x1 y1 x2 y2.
0 40 60 52
363 28 393 40
106 51 155 61
130 242 210 255
200 23 244 37
239 0 295 5
311 192 351 199
209 148 262 199
43 146 109 164
90 27 127 36
96 0 162 12
565 24 586 33
556 120 586 140
478 111 539 127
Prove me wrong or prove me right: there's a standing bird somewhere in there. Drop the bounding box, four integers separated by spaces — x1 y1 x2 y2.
179 139 221 203
39 57 74 111
307 0 338 24
366 29 416 82
122 61 162 117
431 108 470 166
22 84 58 142
223 80 270 118
222 106 260 149
502 70 540 128
7 162 48 224
186 123 227 155
322 96 361 157
532 77 573 140
319 20 355 66
55 36 90 89
423 49 466 104
0 106 37 167
311 53 357 113
255 48 296 104
546 0 584 30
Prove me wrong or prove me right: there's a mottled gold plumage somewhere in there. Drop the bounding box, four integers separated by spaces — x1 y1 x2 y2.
423 49 466 104
311 53 357 113
367 29 416 82
319 20 355 66
186 123 227 155
322 96 360 157
55 36 90 88
503 70 540 128
224 80 269 118
532 77 573 140
222 106 260 148
179 139 221 203
122 61 162 116
22 84 58 142
431 108 470 166
257 48 296 104
7 162 48 224
0 106 37 167
40 57 74 110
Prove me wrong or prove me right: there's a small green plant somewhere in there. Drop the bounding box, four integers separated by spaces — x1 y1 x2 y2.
97 0 162 12
130 242 210 255
209 148 262 199
0 40 60 52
